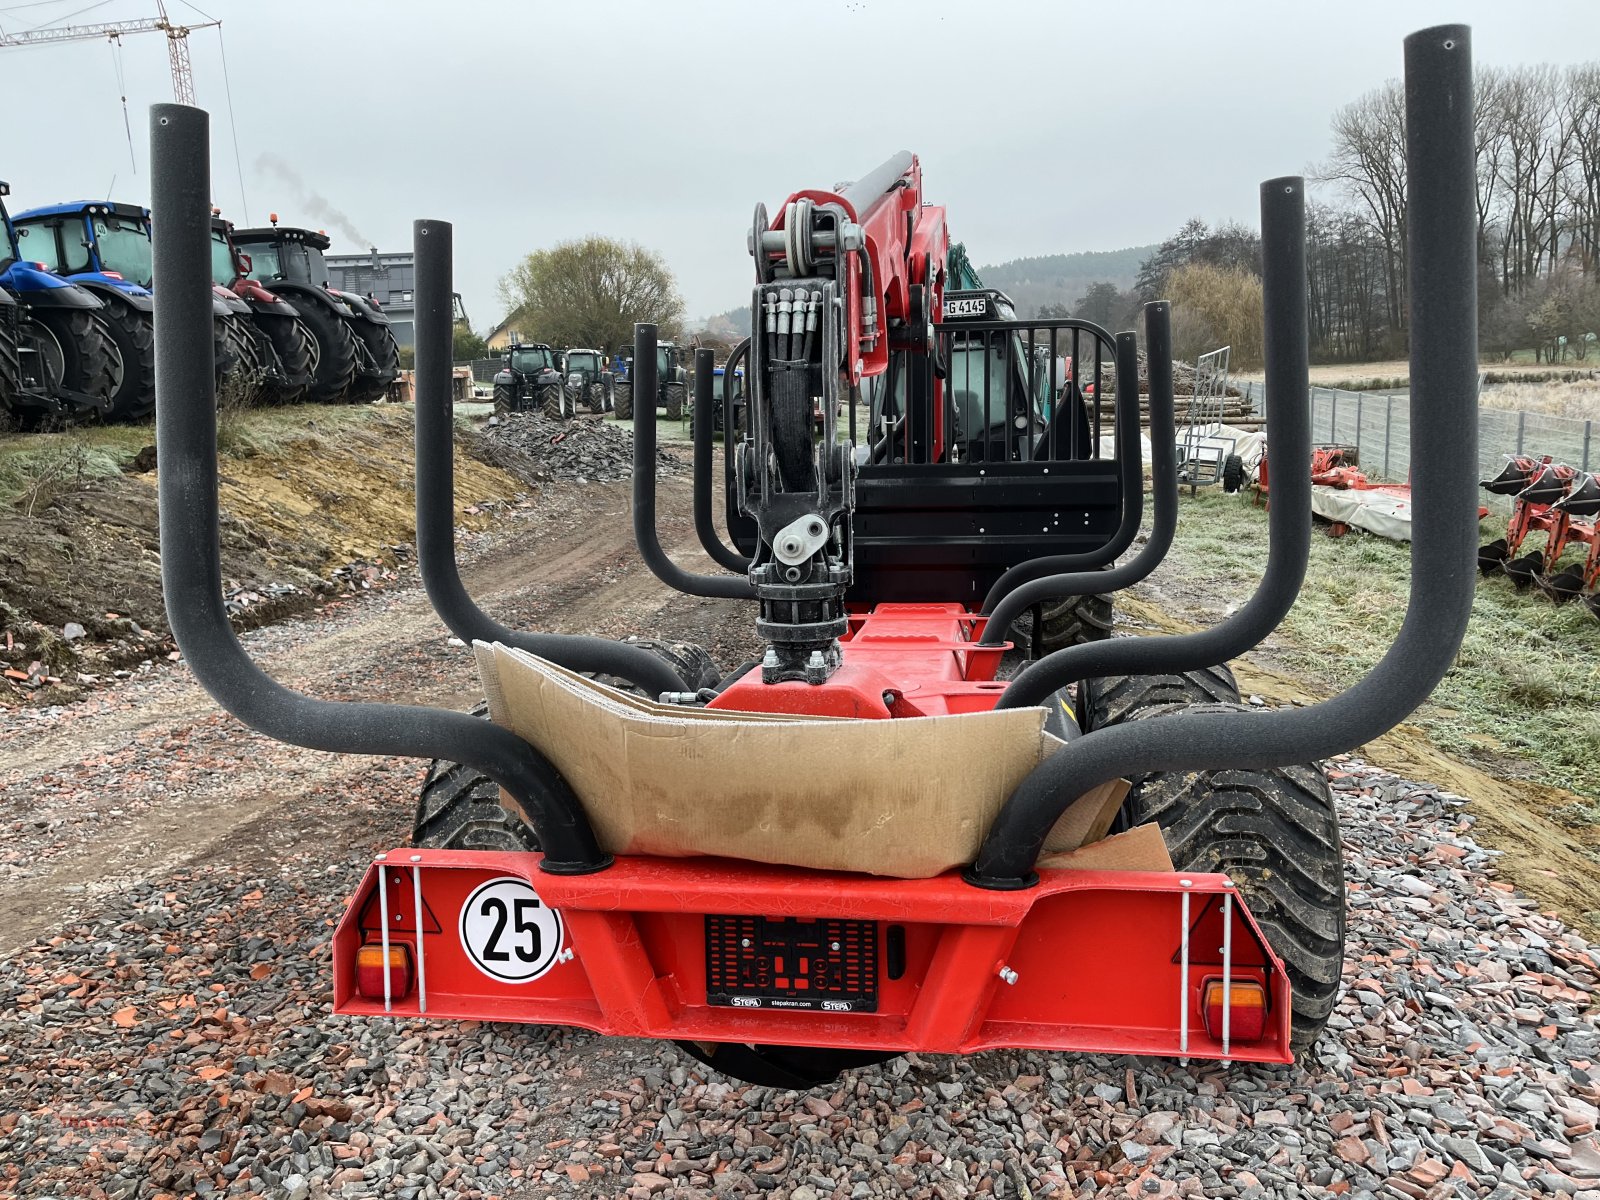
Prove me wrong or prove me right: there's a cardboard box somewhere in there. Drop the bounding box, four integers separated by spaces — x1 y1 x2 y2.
477 643 1141 879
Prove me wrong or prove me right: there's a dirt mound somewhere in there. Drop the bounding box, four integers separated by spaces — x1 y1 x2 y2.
479 412 683 483
0 407 527 705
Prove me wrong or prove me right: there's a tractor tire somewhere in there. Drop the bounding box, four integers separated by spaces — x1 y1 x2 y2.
33 307 122 413
540 384 565 419
262 316 316 405
214 315 264 408
295 296 360 403
1222 452 1246 494
1081 664 1241 731
413 703 540 852
614 380 633 421
586 383 607 414
347 321 401 403
1117 701 1346 1053
493 383 515 417
614 637 722 691
0 300 21 415
664 381 686 421
1037 592 1114 655
96 298 157 422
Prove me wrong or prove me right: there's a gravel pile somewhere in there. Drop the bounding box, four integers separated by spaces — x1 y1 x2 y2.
3 750 1598 1199
479 413 684 484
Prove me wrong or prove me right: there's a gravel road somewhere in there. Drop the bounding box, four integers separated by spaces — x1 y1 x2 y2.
3 476 1599 1200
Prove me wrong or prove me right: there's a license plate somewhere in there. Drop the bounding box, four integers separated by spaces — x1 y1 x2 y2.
943 296 989 319
705 915 878 1012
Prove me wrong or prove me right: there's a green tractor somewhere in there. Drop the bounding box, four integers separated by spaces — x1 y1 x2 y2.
614 339 685 421
561 347 613 416
491 341 562 417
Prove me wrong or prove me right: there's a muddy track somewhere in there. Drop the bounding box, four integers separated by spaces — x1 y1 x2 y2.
0 474 753 954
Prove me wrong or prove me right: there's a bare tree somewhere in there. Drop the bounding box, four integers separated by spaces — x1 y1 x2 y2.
1562 64 1600 274
1322 80 1409 333
1492 66 1568 294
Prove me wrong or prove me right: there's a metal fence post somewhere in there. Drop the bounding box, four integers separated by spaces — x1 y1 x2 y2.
1516 409 1526 455
1584 420 1592 473
1330 389 1338 443
1356 392 1364 462
1383 394 1393 480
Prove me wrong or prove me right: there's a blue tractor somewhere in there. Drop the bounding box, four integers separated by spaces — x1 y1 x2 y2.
1 181 123 423
8 199 156 422
10 199 305 417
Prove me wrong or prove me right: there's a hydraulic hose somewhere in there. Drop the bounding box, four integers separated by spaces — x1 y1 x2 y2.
969 24 1479 886
993 176 1314 710
632 324 757 600
411 220 684 699
693 344 752 572
151 103 608 875
977 303 1179 648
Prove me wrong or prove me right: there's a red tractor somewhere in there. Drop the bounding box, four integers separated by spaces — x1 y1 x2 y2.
208 212 319 405
148 25 1481 1086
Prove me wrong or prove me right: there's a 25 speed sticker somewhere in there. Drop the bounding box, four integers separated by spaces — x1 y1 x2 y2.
459 877 565 983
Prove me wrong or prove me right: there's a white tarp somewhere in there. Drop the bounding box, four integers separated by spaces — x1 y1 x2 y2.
1310 484 1414 541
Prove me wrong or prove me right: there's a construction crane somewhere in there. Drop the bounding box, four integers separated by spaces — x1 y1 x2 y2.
0 1 218 104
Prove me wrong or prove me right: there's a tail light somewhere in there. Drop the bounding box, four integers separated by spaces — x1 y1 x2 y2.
1200 976 1268 1043
356 941 414 1003
103 270 125 280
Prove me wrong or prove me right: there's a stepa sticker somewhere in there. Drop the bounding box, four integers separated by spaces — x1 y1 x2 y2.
459 877 565 983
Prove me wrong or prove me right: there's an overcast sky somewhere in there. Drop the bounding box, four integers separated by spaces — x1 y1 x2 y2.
4 0 1596 330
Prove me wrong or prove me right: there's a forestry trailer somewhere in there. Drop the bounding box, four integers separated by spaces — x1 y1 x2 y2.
150 26 1479 1087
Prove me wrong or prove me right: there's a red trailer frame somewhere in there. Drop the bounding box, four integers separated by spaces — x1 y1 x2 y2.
334 850 1293 1065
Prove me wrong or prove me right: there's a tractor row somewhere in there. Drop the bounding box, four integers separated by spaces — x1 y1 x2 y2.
1 182 399 426
492 338 692 422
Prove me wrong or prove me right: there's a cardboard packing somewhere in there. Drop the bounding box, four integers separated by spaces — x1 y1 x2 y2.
475 642 1169 879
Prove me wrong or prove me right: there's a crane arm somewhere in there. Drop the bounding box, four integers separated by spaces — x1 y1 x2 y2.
0 16 217 48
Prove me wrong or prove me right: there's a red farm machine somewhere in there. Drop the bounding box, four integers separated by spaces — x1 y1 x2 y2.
148 26 1480 1087
1479 455 1600 619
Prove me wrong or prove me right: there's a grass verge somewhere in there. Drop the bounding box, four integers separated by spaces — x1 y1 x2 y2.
0 405 396 512
1156 490 1600 800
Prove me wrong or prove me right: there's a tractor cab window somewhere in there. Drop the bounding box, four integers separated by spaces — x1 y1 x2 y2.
57 218 93 275
92 215 154 288
276 241 316 285
567 352 599 374
245 241 283 281
947 337 1021 441
208 230 237 288
302 243 329 288
9 220 60 270
510 347 552 373
656 347 674 376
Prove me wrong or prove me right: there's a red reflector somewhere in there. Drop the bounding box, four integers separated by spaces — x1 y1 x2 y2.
356 941 414 1002
1201 977 1268 1043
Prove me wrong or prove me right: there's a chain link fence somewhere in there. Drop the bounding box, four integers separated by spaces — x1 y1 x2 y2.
1235 379 1597 511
